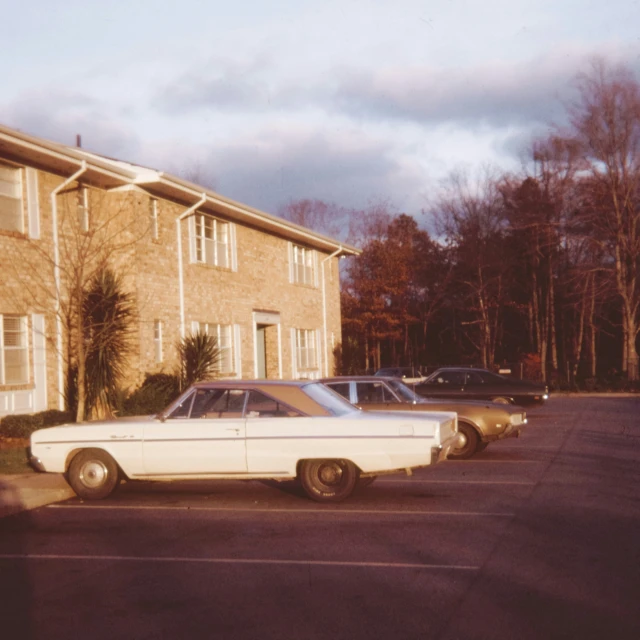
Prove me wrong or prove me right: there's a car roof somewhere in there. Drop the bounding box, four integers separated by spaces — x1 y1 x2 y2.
189 379 329 416
322 376 397 383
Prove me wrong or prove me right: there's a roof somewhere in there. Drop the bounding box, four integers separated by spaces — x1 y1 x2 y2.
0 123 360 257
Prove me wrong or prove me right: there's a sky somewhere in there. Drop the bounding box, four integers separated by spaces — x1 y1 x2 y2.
2 0 640 220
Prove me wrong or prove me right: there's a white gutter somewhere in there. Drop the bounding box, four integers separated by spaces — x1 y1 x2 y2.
177 194 207 338
50 162 87 410
321 246 343 376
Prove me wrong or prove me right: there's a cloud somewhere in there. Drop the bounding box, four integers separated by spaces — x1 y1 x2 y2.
0 88 141 159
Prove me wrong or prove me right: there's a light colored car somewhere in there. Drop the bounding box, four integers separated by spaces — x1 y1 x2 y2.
321 376 527 459
28 380 461 503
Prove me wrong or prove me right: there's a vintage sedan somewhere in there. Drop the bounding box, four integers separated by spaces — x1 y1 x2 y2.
28 380 461 503
414 367 549 406
322 376 527 459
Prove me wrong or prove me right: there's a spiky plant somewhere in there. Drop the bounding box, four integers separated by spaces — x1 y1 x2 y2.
177 330 221 390
83 268 135 418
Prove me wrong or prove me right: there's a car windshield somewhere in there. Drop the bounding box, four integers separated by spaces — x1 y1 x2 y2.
386 378 424 402
302 382 359 416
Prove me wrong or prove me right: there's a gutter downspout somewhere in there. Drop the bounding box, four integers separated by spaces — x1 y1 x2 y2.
50 161 87 410
321 246 343 377
177 194 207 338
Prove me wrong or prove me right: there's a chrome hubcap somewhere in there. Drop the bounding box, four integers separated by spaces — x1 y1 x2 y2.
79 460 108 488
318 462 342 486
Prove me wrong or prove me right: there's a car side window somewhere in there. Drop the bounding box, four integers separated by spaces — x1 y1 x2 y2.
434 371 465 385
327 383 350 401
245 390 301 418
190 389 227 418
465 372 485 385
167 390 196 418
204 389 247 418
356 382 395 404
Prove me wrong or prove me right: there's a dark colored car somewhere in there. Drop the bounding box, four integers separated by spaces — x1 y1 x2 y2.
414 367 549 406
322 375 527 459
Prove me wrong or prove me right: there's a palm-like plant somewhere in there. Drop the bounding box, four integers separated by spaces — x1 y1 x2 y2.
177 330 221 390
83 268 134 418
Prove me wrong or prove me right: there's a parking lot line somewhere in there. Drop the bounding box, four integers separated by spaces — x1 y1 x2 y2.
49 504 514 517
0 553 480 571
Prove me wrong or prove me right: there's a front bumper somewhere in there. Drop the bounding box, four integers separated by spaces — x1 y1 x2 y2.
431 432 464 464
26 447 46 473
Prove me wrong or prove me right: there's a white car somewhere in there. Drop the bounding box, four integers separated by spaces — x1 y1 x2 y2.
28 380 461 503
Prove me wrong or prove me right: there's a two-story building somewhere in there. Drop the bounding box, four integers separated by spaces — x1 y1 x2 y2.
0 123 359 416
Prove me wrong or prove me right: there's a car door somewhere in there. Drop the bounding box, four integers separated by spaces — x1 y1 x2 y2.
420 370 466 399
142 387 248 475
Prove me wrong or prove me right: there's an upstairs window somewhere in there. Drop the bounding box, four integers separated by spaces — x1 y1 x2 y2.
193 214 229 268
1 315 28 384
292 245 314 286
0 164 23 233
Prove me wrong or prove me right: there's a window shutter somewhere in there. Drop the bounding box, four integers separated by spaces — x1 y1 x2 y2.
290 328 298 379
233 324 241 378
26 168 40 239
315 329 322 377
188 216 196 262
32 314 47 410
230 223 238 272
287 242 294 283
313 251 319 288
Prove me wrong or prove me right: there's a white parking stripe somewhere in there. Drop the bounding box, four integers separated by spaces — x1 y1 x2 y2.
378 479 535 485
0 553 479 571
49 504 514 517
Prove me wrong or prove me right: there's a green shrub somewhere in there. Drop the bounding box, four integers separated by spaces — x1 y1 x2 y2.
121 373 181 416
0 409 74 439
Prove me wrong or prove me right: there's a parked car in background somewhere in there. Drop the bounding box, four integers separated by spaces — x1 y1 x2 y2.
28 380 461 503
374 367 427 385
414 367 549 406
322 376 527 459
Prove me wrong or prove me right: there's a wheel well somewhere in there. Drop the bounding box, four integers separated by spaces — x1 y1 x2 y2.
296 458 362 477
64 448 127 480
458 420 481 438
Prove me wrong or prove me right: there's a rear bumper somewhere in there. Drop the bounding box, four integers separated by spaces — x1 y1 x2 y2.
431 432 464 464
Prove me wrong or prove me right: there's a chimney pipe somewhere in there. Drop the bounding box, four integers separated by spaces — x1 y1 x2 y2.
76 134 82 148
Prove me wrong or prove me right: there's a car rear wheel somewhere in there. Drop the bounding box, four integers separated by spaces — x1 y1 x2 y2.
67 449 120 500
299 459 357 502
448 423 480 460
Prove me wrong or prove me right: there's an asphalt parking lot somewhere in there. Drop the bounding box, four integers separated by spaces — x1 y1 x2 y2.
1 396 639 640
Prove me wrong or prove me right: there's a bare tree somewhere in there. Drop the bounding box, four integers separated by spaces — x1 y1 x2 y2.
570 59 640 379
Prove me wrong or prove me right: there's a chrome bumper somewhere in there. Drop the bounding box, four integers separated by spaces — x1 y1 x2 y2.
431 432 464 464
26 447 46 473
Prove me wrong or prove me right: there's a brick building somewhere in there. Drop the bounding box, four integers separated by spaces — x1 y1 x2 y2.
0 124 359 416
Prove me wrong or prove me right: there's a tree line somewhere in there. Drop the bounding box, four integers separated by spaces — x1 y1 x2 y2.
280 60 640 385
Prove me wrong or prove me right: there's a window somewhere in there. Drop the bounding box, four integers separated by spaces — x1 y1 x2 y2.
355 382 398 404
198 322 233 374
0 164 23 233
326 382 350 401
292 245 314 285
193 214 229 268
77 187 89 232
245 390 300 418
1 315 28 384
296 328 317 371
150 199 159 239
153 320 163 363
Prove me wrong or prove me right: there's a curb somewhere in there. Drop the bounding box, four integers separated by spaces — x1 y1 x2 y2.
0 473 74 518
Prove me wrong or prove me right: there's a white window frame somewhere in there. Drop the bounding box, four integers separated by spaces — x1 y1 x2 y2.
295 328 317 373
196 322 234 375
0 163 24 233
291 244 315 286
153 320 163 363
1 315 29 385
192 213 230 268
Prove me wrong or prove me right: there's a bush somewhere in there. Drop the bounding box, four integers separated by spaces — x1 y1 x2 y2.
0 409 74 439
121 373 181 416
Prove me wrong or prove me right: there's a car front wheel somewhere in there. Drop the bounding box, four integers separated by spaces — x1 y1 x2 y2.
67 449 120 499
448 423 480 460
299 459 357 503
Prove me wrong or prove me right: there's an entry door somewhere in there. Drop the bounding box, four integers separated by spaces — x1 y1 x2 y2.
256 325 267 378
